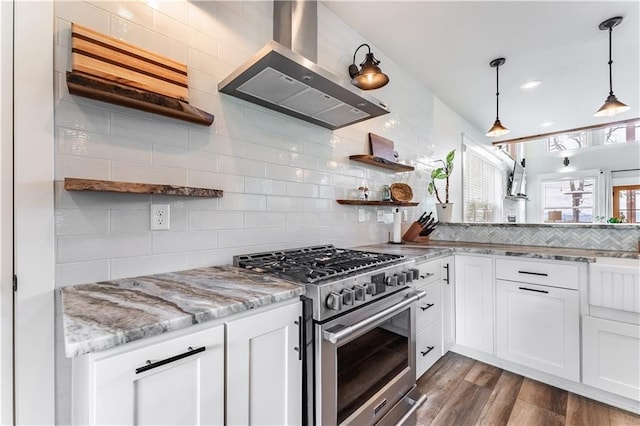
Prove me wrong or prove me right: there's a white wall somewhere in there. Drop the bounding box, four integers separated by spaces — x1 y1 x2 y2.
0 1 14 424
48 1 482 423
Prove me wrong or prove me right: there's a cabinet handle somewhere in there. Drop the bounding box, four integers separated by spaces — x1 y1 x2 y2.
518 286 549 294
420 346 435 356
135 346 206 374
443 264 450 284
295 316 302 361
517 270 548 277
420 303 435 311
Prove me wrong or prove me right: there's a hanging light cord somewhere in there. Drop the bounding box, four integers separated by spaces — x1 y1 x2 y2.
607 25 614 96
495 64 500 120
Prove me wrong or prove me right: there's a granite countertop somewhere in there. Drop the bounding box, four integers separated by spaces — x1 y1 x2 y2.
60 265 305 357
356 241 639 262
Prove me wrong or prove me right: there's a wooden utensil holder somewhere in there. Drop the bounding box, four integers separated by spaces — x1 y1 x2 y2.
402 222 430 243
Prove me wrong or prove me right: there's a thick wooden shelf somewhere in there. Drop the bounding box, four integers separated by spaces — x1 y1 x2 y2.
349 155 415 172
336 200 419 207
64 178 223 198
66 71 214 126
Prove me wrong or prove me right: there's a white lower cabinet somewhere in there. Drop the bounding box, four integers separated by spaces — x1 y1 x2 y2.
72 325 225 425
226 301 302 426
496 279 580 381
583 316 640 400
413 259 443 379
441 257 455 353
416 321 441 376
455 255 494 354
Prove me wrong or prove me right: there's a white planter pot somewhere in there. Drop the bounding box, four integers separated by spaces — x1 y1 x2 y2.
436 203 453 223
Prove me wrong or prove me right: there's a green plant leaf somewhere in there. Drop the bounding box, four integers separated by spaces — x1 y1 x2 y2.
427 182 434 194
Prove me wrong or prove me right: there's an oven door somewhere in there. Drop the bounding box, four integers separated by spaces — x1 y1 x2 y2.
316 289 425 426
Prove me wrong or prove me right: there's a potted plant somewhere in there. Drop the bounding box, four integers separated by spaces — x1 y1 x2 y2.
427 149 455 222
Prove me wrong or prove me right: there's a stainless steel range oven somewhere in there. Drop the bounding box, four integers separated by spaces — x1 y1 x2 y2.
234 245 427 425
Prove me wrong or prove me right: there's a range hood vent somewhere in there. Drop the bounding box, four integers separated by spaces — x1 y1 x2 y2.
218 1 389 130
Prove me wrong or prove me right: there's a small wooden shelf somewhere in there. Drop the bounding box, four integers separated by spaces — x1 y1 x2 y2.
336 200 419 207
349 155 414 172
64 178 223 198
505 195 529 201
66 72 214 126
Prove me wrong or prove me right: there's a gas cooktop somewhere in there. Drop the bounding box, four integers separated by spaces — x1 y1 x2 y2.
233 245 406 284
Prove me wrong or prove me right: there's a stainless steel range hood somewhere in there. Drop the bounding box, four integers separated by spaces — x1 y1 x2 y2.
218 1 390 130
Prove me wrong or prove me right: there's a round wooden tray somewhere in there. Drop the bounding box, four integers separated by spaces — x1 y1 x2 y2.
390 183 413 202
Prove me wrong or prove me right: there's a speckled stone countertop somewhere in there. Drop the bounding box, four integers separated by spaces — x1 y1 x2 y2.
60 265 304 357
356 241 639 262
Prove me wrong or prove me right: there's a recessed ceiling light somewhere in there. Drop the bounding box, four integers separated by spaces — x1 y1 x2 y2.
540 121 554 127
521 80 542 89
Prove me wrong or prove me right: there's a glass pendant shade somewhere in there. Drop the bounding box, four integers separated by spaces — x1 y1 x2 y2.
349 45 389 90
486 119 510 137
594 94 631 117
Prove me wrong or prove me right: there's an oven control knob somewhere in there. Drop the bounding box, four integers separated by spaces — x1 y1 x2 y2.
366 282 385 296
326 292 342 311
397 272 407 285
354 285 367 301
341 288 354 306
404 270 413 283
411 268 420 281
386 275 398 286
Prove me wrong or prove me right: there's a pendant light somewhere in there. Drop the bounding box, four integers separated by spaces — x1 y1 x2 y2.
486 57 510 137
594 16 630 117
348 43 390 90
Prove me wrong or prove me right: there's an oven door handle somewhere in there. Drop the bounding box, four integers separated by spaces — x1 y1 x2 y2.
322 290 426 345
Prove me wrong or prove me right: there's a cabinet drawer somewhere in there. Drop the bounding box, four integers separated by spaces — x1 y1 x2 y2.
416 320 442 379
589 262 640 313
496 258 580 290
416 281 441 332
414 260 441 286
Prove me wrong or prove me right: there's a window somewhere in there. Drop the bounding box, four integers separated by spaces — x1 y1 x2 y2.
541 179 595 223
547 132 589 152
613 185 639 223
463 146 505 222
546 121 639 152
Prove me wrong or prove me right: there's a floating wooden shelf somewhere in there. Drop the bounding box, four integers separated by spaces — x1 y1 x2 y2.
336 200 419 207
64 178 223 198
67 72 214 126
349 155 415 172
505 195 529 201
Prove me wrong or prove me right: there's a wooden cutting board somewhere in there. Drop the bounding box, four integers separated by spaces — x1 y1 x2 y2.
369 133 395 161
71 23 189 101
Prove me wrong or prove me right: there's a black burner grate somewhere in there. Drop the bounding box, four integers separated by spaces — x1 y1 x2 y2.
234 245 405 283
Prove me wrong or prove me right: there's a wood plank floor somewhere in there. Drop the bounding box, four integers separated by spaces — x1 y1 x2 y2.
412 352 640 425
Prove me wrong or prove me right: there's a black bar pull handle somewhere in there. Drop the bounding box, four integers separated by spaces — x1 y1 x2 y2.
420 303 435 311
443 264 450 284
295 317 302 361
518 286 549 294
135 346 206 374
518 270 549 277
421 346 435 356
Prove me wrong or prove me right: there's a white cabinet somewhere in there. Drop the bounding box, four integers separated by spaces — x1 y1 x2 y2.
441 256 455 352
496 279 580 381
454 255 494 354
414 259 442 379
226 300 302 426
72 325 225 426
583 316 640 400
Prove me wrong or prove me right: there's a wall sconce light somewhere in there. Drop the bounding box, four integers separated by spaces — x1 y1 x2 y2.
348 44 389 90
486 57 510 137
563 157 570 167
594 16 630 117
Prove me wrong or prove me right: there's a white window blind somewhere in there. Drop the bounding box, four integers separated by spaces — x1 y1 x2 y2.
463 143 505 222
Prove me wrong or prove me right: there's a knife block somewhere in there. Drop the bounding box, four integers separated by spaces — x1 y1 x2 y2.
401 222 430 243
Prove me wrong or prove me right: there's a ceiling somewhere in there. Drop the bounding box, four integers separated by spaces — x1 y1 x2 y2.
323 1 640 143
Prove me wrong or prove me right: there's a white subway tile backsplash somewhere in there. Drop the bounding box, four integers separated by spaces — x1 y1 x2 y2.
110 15 188 63
148 0 189 24
111 161 188 186
265 163 304 182
55 260 110 287
243 106 318 143
110 112 189 148
219 193 266 211
152 230 218 254
188 130 244 157
187 1 219 38
266 196 304 212
304 198 332 212
57 232 151 263
318 185 336 199
110 209 149 233
303 170 332 185
152 8 190 44
286 182 319 198
110 253 189 280
244 212 286 228
244 177 287 196
189 211 244 230
152 145 218 172
56 100 111 134
56 154 111 181
244 143 288 165
55 209 109 236
55 1 111 34
55 181 151 210
217 227 286 248
88 0 154 28
218 155 265 178
188 170 244 193
57 128 153 164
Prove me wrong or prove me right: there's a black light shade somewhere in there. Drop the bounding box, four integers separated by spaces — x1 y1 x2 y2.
486 57 510 137
594 16 630 117
349 44 389 90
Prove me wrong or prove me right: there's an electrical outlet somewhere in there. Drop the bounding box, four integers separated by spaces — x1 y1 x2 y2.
402 210 408 222
377 209 385 223
357 208 366 223
150 204 170 230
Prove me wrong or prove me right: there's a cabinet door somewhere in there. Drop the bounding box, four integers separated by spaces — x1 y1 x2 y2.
415 280 441 333
455 255 494 354
416 320 442 379
226 301 302 426
496 280 579 381
80 325 224 426
441 257 455 353
583 316 640 400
